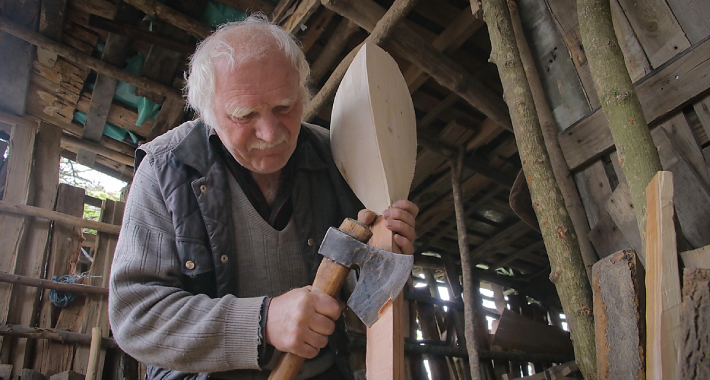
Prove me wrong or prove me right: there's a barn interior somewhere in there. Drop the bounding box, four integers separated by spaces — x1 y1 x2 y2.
0 0 709 379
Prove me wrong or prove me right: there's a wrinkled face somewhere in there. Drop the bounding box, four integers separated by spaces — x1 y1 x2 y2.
212 50 303 174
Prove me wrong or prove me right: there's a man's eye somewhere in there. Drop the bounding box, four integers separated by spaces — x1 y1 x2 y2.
274 105 292 114
232 113 253 122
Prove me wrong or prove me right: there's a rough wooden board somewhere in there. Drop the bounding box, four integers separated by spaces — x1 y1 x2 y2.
37 0 67 67
5 122 61 375
665 0 710 44
588 213 633 260
610 0 651 81
0 122 37 352
518 0 592 130
282 0 319 33
0 0 40 116
491 309 573 356
33 184 86 373
75 91 154 137
659 113 710 187
616 0 690 67
32 58 89 104
574 160 612 229
331 42 417 214
680 245 710 269
645 171 682 380
606 182 642 255
592 250 644 380
411 120 474 190
26 82 77 125
558 36 710 171
680 268 710 379
692 95 710 150
652 127 710 248
470 221 531 263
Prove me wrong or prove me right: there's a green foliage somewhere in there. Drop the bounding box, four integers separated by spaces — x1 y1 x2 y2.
59 157 123 228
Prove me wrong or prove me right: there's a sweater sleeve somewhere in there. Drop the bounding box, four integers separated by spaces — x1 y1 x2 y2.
109 153 265 373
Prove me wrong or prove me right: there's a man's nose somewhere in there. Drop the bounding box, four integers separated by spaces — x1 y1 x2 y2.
253 113 282 141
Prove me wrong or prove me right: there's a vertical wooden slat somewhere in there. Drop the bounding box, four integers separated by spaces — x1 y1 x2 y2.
6 121 61 374
0 121 37 357
680 268 710 379
74 200 124 379
664 0 710 44
645 171 682 380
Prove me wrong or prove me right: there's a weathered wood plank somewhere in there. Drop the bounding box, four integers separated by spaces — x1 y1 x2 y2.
680 268 710 379
645 171 682 380
692 95 710 151
665 0 710 44
122 0 211 39
616 0 690 67
592 249 645 380
5 122 61 375
652 127 710 248
75 90 154 137
0 0 40 116
680 245 710 269
588 214 632 260
491 309 573 356
559 36 710 171
659 113 710 187
282 0 321 34
0 122 37 352
574 160 612 229
610 0 651 81
606 182 642 255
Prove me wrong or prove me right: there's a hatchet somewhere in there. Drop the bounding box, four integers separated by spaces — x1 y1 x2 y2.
268 42 417 380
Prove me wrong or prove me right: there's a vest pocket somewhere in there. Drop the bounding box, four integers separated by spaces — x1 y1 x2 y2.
176 239 214 277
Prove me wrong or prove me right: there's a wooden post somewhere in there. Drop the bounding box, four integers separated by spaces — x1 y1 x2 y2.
578 0 664 265
508 0 598 280
592 249 645 380
85 327 103 380
645 171 682 380
450 148 481 380
0 200 121 234
478 0 596 377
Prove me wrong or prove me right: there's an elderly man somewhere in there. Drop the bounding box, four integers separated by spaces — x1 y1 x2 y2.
109 14 418 380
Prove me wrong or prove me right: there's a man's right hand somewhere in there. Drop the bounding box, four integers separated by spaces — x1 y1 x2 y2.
264 287 341 358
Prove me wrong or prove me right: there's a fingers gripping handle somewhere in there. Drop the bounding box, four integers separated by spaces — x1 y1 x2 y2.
267 218 372 380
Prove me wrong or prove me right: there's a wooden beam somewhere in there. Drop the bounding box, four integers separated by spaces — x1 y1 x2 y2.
88 15 194 55
36 0 67 67
680 268 710 379
321 0 512 130
309 18 360 84
559 36 710 171
592 250 645 380
0 272 108 296
0 324 118 349
0 0 40 116
61 133 134 167
122 0 211 39
0 15 183 100
0 200 121 235
645 171 682 380
299 8 335 53
282 0 320 34
487 240 545 271
470 221 531 263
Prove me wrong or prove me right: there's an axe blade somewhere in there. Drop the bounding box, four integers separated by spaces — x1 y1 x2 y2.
318 228 413 327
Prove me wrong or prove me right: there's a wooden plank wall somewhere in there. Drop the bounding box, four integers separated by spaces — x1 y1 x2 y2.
518 0 710 259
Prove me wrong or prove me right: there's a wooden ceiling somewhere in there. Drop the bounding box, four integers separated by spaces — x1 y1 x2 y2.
2 0 558 305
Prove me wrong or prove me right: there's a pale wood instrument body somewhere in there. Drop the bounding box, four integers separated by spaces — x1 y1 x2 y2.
330 42 417 380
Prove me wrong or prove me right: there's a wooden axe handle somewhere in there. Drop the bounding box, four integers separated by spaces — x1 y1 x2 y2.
267 218 371 380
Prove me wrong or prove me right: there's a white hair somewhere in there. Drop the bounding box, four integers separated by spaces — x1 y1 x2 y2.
185 13 311 129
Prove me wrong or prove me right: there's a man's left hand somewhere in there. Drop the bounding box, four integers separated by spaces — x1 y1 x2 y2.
357 199 419 255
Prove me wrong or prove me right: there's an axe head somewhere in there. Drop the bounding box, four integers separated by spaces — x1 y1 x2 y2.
319 227 413 327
